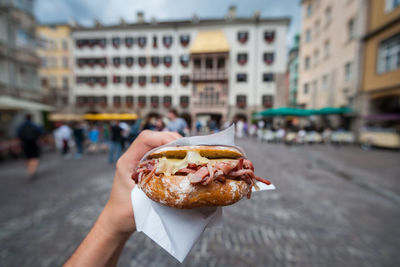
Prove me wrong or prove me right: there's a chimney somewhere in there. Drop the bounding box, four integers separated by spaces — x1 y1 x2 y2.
192 14 199 24
137 11 144 23
226 5 237 20
94 19 102 28
253 10 260 21
151 16 157 25
120 18 126 25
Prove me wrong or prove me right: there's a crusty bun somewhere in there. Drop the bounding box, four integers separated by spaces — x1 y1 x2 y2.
140 173 251 209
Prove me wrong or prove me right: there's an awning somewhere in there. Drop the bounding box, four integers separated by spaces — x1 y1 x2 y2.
84 113 138 120
190 31 230 54
313 107 353 115
257 107 314 117
49 113 84 121
0 95 53 111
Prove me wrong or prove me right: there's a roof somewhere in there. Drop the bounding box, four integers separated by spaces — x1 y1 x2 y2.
190 31 229 54
71 16 291 32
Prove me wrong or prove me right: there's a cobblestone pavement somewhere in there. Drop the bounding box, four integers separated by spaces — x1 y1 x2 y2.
0 139 399 267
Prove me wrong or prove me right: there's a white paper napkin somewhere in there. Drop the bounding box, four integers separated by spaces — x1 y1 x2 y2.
131 125 275 262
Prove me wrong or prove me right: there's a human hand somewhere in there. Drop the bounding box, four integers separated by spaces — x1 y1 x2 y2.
100 130 182 237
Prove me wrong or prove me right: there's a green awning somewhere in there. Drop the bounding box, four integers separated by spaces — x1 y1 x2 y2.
257 107 313 117
313 107 353 115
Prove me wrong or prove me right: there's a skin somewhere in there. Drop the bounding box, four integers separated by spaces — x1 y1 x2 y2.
64 130 181 267
27 158 39 176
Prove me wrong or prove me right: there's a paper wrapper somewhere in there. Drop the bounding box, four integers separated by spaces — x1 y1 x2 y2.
131 125 275 262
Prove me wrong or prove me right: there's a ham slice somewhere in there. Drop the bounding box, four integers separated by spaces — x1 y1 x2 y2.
188 166 209 183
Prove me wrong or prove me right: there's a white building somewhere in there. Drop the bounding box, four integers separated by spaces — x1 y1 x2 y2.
71 7 289 127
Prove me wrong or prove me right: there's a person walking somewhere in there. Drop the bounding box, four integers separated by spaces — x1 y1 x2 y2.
17 114 43 178
73 122 85 159
166 109 188 136
54 123 73 157
108 121 123 163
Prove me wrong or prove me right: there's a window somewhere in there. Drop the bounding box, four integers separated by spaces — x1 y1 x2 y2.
113 57 121 67
151 56 160 67
303 83 309 94
348 18 355 41
62 39 68 50
125 37 134 48
164 75 172 86
180 75 189 86
126 76 134 86
385 0 400 12
304 56 310 70
344 62 353 81
180 55 189 67
152 36 157 48
113 75 121 84
205 58 213 69
263 52 274 65
306 3 312 17
322 74 329 90
62 76 69 89
194 58 201 69
150 96 159 107
163 36 173 48
324 40 330 58
305 29 311 43
151 75 160 83
126 96 134 105
48 57 57 67
112 37 120 48
138 57 146 67
217 57 225 69
263 73 275 82
325 6 332 26
113 96 121 106
62 57 69 68
41 57 47 67
236 73 247 82
163 96 172 107
138 36 147 48
163 56 172 67
99 96 107 105
138 76 146 86
125 57 134 67
237 53 247 65
180 35 190 47
264 31 275 43
236 95 246 108
180 96 189 107
138 96 146 107
314 50 319 66
237 31 248 44
377 33 400 73
262 95 273 108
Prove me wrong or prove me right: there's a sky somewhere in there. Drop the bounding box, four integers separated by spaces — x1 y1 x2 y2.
34 0 301 47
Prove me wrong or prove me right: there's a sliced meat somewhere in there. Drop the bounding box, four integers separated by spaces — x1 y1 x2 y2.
243 159 254 171
254 176 272 185
229 169 254 177
188 166 209 183
214 162 236 175
175 168 197 175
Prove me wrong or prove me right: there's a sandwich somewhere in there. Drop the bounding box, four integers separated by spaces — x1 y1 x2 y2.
131 145 271 209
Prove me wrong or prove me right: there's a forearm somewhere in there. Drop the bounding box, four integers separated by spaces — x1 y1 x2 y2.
64 205 134 267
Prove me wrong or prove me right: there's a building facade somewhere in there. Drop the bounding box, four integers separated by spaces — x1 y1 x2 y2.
359 0 400 126
297 0 367 112
36 24 73 110
71 7 289 126
0 0 49 139
288 34 300 107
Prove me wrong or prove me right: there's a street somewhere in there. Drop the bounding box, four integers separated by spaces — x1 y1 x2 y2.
0 139 399 267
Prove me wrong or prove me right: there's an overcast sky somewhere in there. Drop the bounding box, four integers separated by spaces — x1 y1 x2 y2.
34 0 301 47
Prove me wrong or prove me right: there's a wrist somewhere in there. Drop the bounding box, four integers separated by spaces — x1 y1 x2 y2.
98 203 135 239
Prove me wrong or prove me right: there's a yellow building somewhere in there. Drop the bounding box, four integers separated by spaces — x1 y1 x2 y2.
360 0 400 125
36 24 72 110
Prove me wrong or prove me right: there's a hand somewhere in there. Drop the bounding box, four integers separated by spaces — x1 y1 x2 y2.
101 130 182 236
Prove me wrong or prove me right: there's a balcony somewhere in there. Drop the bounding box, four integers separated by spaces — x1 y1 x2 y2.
192 70 227 82
192 101 227 108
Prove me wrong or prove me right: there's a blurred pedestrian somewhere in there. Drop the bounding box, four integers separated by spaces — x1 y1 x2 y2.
88 124 99 153
195 119 202 133
109 121 123 163
236 119 244 138
128 118 142 143
54 122 72 157
154 117 165 131
119 121 130 150
166 109 188 136
17 114 43 178
73 122 85 159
